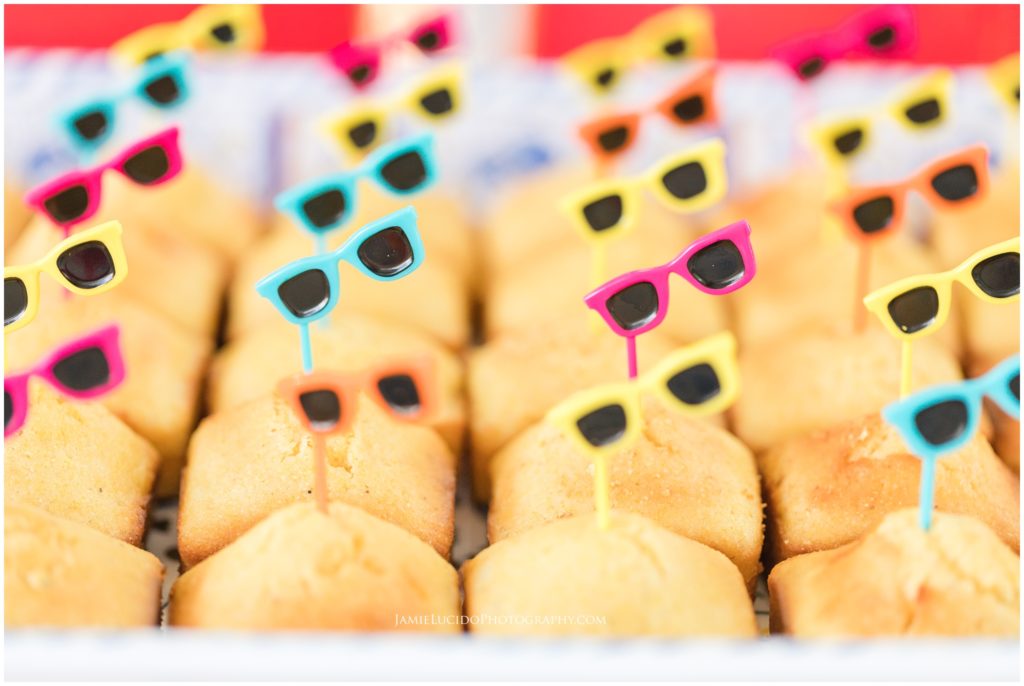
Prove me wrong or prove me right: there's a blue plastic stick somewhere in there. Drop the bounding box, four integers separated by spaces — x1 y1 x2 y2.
918 455 937 531
299 322 313 373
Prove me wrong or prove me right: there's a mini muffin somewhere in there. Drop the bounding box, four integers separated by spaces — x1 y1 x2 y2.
178 393 455 568
489 401 763 589
5 181 32 250
759 412 1019 564
98 167 264 262
207 313 465 453
5 383 159 545
11 215 227 339
731 324 963 453
768 508 1019 637
4 293 212 497
959 292 1020 372
225 221 468 349
463 512 758 637
5 504 164 628
170 501 460 631
468 317 681 500
972 355 1020 474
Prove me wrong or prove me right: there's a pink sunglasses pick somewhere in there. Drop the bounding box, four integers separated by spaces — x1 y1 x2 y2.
24 127 183 235
329 13 454 89
4 324 126 437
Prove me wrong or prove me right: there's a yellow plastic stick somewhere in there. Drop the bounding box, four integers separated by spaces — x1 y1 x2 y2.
589 242 609 333
593 453 611 530
900 339 913 399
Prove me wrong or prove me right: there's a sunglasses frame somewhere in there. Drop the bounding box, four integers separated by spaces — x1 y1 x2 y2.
321 63 463 159
4 324 126 437
883 356 1020 460
255 206 425 327
111 4 264 66
578 64 717 162
24 127 183 232
830 144 990 242
987 53 1020 111
546 331 739 459
328 13 454 90
276 358 437 437
584 220 755 338
58 53 191 154
275 132 436 239
561 137 727 243
864 237 1020 340
4 221 128 334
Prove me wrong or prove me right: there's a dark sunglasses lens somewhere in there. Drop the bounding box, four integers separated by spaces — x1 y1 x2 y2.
1010 374 1020 402
278 269 330 318
44 185 90 224
380 152 428 192
913 399 969 447
52 346 111 392
671 95 706 122
594 68 617 89
301 189 347 230
358 227 415 277
687 240 745 290
211 23 236 43
971 252 1020 298
122 145 171 184
56 241 116 289
852 196 895 234
576 403 628 447
833 129 864 156
5 278 28 326
798 56 825 79
377 374 421 414
72 111 109 141
606 281 659 331
662 162 707 200
596 126 630 152
887 286 939 334
348 121 378 149
867 25 895 48
143 75 182 105
667 363 721 405
415 30 441 52
663 37 687 57
298 389 341 431
419 88 454 115
349 65 373 84
904 98 941 124
930 164 979 201
582 195 623 232
4 390 12 429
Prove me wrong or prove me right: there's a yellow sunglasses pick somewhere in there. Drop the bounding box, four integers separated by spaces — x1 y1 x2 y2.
4 221 128 334
545 331 739 529
111 4 264 66
987 53 1020 111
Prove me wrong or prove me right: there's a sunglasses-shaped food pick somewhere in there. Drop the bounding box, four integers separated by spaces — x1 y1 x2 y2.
773 5 914 81
864 237 1020 340
277 359 436 437
563 6 715 96
831 144 989 240
585 220 755 339
579 65 717 162
275 133 436 243
329 13 454 90
987 53 1020 111
24 127 183 234
59 54 190 153
4 221 127 334
562 138 727 242
322 64 462 159
5 324 126 437
547 331 738 459
809 70 952 166
111 4 264 66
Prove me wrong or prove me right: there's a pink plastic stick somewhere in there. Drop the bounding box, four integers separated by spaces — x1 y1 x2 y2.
627 336 638 380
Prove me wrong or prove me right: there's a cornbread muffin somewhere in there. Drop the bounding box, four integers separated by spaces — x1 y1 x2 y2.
226 222 469 349
768 508 1019 637
731 324 963 453
463 512 758 637
489 402 763 589
178 393 455 568
972 356 1020 474
11 215 227 339
98 167 263 262
468 317 680 500
5 181 32 250
207 313 466 453
170 501 460 631
759 413 1020 565
960 294 1020 371
4 293 212 497
483 226 728 343
5 383 159 545
6 504 164 628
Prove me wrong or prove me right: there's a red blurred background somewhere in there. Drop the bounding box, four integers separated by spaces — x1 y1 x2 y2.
4 4 1019 63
